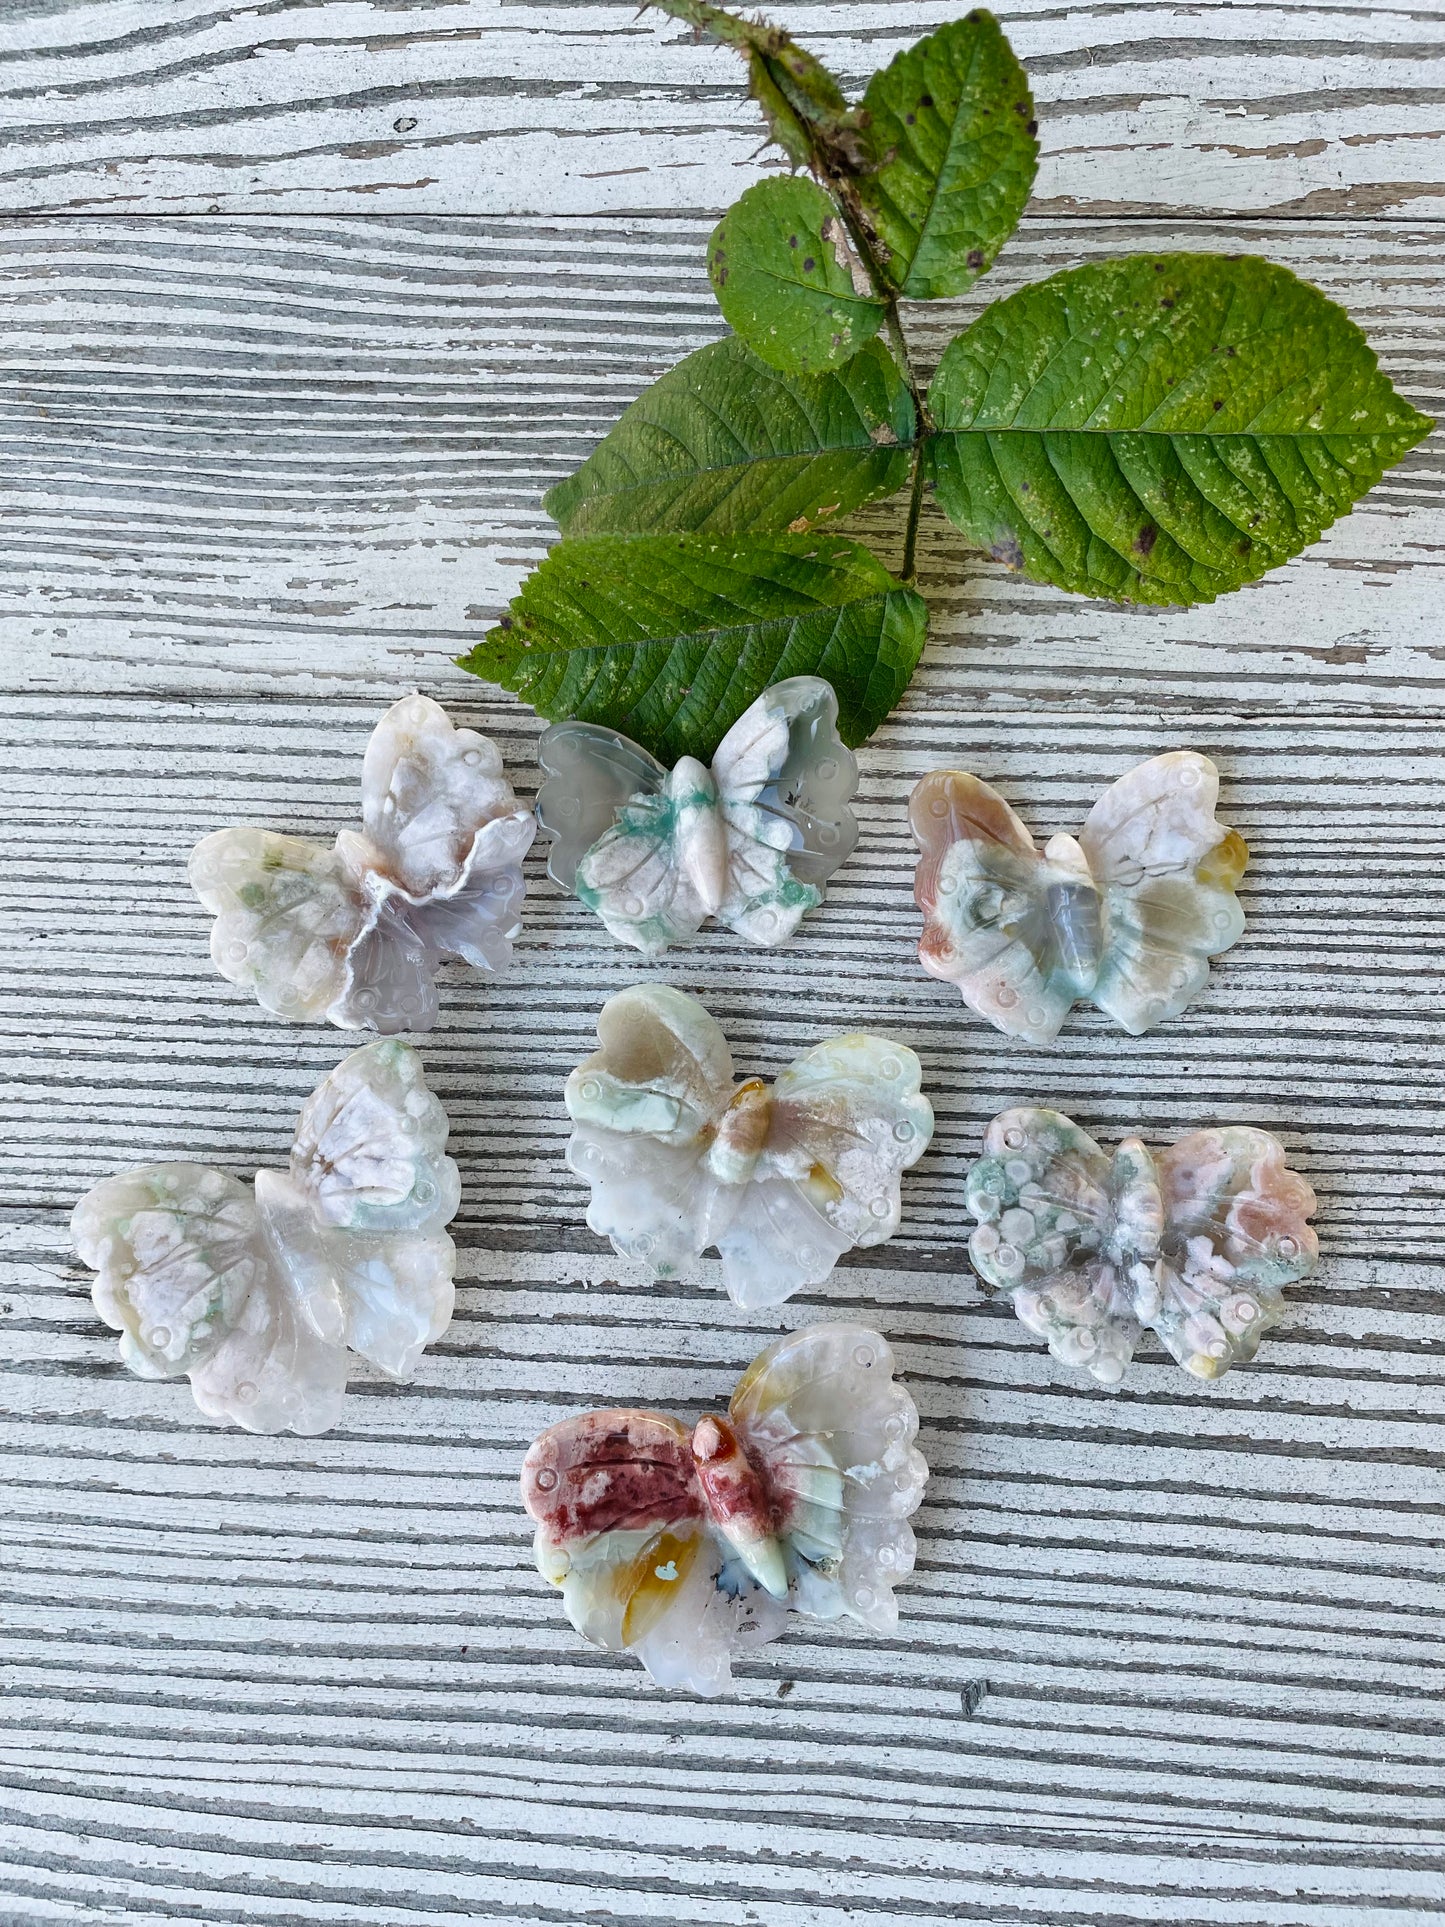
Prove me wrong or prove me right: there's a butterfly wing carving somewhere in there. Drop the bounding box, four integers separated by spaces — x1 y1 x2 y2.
1080 752 1247 1035
72 1163 348 1434
714 1034 933 1309
564 984 735 1276
72 1042 458 1433
710 676 859 947
521 1324 926 1695
910 771 1074 1044
1152 1127 1318 1378
188 829 364 1024
537 721 705 955
521 1411 754 1693
965 1107 1144 1382
279 1038 460 1377
536 722 669 894
731 1324 927 1631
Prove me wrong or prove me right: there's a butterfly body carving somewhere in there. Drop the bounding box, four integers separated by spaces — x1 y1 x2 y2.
910 752 1247 1043
966 1108 1318 1384
71 1041 459 1434
522 1324 927 1694
189 694 536 1032
564 985 933 1307
536 677 858 956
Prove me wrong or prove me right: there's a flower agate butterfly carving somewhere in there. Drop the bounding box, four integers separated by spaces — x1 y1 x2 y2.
911 751 1247 1043
71 1041 459 1435
522 1323 927 1695
565 985 933 1306
536 676 858 956
965 1108 1318 1384
190 694 536 1031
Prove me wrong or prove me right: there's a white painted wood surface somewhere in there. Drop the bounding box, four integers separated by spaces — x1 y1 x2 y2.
1 4 1442 1923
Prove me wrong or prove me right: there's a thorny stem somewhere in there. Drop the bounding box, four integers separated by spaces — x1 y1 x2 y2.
647 0 931 580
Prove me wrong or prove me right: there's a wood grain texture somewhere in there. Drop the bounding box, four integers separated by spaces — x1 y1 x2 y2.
0 0 1443 218
1 3 1443 1923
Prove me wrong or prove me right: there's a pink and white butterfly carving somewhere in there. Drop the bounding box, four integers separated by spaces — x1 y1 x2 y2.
522 1324 928 1694
72 1040 459 1434
190 694 536 1031
911 751 1248 1044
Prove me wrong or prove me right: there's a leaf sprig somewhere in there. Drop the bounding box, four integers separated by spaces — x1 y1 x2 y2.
463 4 1431 761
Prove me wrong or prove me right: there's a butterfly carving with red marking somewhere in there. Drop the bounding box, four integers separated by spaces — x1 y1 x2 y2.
521 1324 928 1694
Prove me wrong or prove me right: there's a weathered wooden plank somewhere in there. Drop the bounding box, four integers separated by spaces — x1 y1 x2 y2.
0 0 1442 219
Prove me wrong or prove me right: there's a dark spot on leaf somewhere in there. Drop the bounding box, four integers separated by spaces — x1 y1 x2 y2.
802 256 815 272
787 233 797 248
1027 119 1037 135
1133 525 1157 557
1153 260 1165 272
497 615 513 630
1160 297 1174 309
1226 345 1237 357
1237 537 1252 556
990 531 1024 572
966 9 980 21
1019 480 1031 495
1014 100 1029 116
905 112 916 125
1213 399 1224 412
966 248 985 269
1249 513 1262 527
920 92 934 108
714 266 727 285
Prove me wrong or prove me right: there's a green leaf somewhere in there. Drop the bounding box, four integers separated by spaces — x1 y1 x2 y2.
544 337 916 538
708 178 887 376
459 532 928 762
927 253 1432 606
854 12 1038 301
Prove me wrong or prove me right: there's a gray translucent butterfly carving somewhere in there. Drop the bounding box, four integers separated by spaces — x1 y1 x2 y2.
535 676 858 956
72 1041 459 1435
190 694 535 1031
965 1107 1318 1384
911 752 1247 1043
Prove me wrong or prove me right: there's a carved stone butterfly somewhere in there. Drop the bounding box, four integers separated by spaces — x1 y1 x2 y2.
565 984 933 1307
965 1107 1318 1384
190 694 536 1031
911 751 1247 1043
72 1041 459 1434
522 1323 927 1695
536 676 858 956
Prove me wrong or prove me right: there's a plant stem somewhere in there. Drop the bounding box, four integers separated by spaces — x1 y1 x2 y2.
900 443 927 582
648 0 932 571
